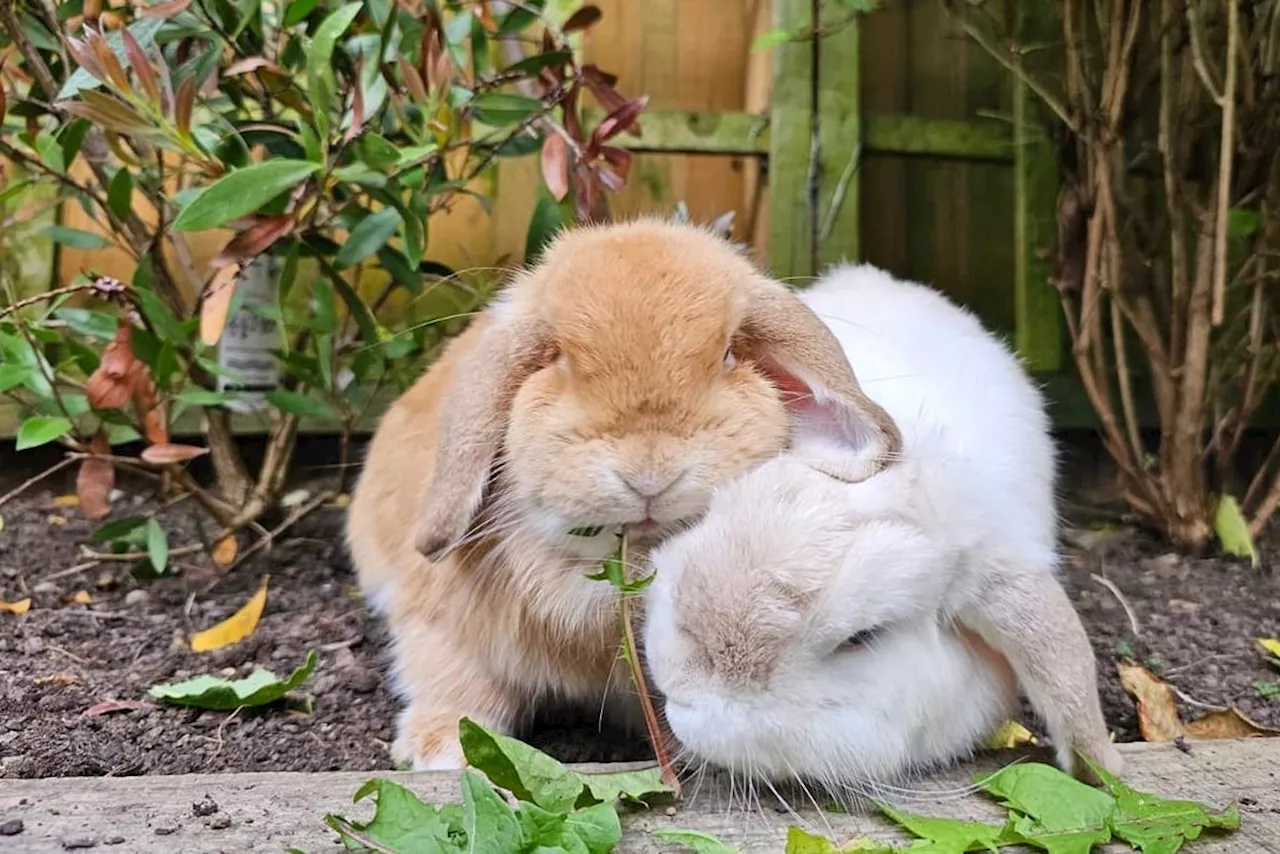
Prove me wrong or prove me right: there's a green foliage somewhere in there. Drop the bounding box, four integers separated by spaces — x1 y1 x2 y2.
148 650 317 709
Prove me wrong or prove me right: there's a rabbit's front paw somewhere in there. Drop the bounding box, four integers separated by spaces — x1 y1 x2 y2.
392 708 469 771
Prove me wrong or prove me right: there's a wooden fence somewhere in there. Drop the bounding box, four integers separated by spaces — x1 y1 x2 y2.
6 0 1091 432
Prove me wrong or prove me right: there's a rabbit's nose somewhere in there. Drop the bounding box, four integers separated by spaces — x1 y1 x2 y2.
622 468 686 499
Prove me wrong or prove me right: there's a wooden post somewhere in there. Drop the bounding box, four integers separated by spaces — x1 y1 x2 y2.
815 0 861 270
767 0 816 281
1012 1 1064 374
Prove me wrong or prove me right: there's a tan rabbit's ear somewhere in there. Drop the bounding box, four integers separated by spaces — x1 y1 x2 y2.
413 314 554 560
741 279 902 482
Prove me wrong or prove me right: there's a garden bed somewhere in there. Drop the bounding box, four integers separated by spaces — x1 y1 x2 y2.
1 442 1278 781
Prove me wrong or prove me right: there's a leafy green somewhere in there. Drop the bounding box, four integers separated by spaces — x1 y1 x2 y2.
784 827 898 853
148 650 317 709
879 804 1010 853
1212 494 1258 567
585 545 654 593
43 225 112 249
16 415 73 451
326 779 462 853
336 207 402 268
265 389 337 421
306 2 364 137
0 364 36 394
470 93 543 126
145 518 170 573
652 827 741 853
974 763 1115 854
172 160 321 231
1086 759 1240 854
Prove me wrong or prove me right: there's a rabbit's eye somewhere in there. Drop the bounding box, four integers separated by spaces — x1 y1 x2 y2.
722 347 737 373
838 627 881 652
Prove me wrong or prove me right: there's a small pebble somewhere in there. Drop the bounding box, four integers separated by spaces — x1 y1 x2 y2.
664 807 677 817
0 819 24 836
153 824 178 836
124 589 150 607
33 581 57 595
60 837 97 850
192 794 219 817
208 814 232 830
104 837 126 846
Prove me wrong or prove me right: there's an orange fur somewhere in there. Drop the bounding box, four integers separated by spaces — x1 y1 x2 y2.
346 218 898 768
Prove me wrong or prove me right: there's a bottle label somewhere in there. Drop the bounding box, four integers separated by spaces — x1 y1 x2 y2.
217 256 280 411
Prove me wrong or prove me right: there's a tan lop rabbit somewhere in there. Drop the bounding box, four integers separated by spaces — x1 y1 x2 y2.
345 218 902 769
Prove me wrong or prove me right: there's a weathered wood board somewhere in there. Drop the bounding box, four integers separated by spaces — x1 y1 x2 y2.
0 740 1276 853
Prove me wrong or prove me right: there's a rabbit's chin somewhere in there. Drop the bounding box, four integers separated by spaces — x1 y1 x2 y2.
661 626 1018 790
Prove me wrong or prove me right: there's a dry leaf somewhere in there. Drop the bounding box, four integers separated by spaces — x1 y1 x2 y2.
212 534 238 568
66 590 93 605
541 132 569 201
329 493 351 508
1 598 32 615
1118 662 1280 742
141 443 210 465
76 431 114 519
52 494 80 507
200 263 241 346
84 698 151 716
36 673 82 687
983 719 1038 750
48 515 68 527
189 575 270 652
87 321 138 409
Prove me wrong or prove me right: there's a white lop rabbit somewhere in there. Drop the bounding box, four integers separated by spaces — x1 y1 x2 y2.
643 262 1122 789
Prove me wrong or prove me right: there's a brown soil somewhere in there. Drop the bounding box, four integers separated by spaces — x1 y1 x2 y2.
1 442 1278 780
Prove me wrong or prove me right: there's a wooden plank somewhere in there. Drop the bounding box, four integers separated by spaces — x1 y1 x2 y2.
766 0 816 279
1011 0 1065 374
1 741 1276 853
815 0 862 268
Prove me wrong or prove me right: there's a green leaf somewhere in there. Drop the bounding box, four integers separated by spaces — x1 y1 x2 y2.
459 717 591 813
336 207 402 268
58 16 167 99
518 801 621 854
356 132 402 170
577 766 671 805
652 827 742 853
172 160 321 231
148 651 318 709
146 518 169 573
0 364 35 394
750 27 795 51
470 92 543 126
42 225 112 250
307 2 364 138
586 542 654 593
265 389 338 421
525 194 564 265
974 763 1114 854
322 265 380 347
175 388 237 407
326 778 462 853
783 827 899 853
36 132 65 173
460 768 523 854
879 804 1010 853
54 307 119 341
496 0 545 34
283 0 320 27
90 516 149 543
108 168 135 221
1085 757 1240 854
16 416 73 451
1227 208 1262 240
1213 494 1258 568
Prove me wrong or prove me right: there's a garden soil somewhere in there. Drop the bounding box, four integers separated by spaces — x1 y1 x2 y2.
2 443 1278 780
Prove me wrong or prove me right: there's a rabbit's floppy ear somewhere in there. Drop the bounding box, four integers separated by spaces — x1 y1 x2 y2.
741 279 902 482
413 313 555 560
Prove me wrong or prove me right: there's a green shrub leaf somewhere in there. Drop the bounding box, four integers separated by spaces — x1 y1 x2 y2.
172 160 321 231
16 415 73 451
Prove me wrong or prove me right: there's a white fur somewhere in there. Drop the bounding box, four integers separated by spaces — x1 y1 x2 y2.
644 263 1061 787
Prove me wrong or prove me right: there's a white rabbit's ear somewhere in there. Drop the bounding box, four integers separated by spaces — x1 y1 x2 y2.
741 279 902 482
413 313 555 560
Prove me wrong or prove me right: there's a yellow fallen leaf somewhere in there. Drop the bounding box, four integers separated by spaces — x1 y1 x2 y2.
36 673 82 686
329 493 351 508
983 719 1038 750
53 494 81 507
67 590 92 605
48 514 68 527
1118 661 1280 742
189 575 269 652
0 513 6 533
1258 638 1280 666
211 534 238 568
1 598 32 615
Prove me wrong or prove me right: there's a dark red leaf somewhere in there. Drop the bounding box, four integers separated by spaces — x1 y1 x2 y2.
87 27 131 92
592 94 648 144
76 431 114 520
344 60 366 144
139 0 192 19
141 443 209 464
84 699 151 716
120 25 160 106
223 57 284 78
540 132 569 201
594 162 625 192
64 37 107 83
87 321 137 409
598 144 632 180
174 75 195 136
562 5 603 33
399 57 428 104
213 216 295 268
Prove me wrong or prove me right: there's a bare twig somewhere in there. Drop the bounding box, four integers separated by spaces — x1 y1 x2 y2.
0 456 77 508
1209 0 1240 326
1091 572 1142 638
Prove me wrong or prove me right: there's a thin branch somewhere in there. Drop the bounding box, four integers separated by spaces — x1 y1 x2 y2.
0 456 77 509
1210 0 1240 326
